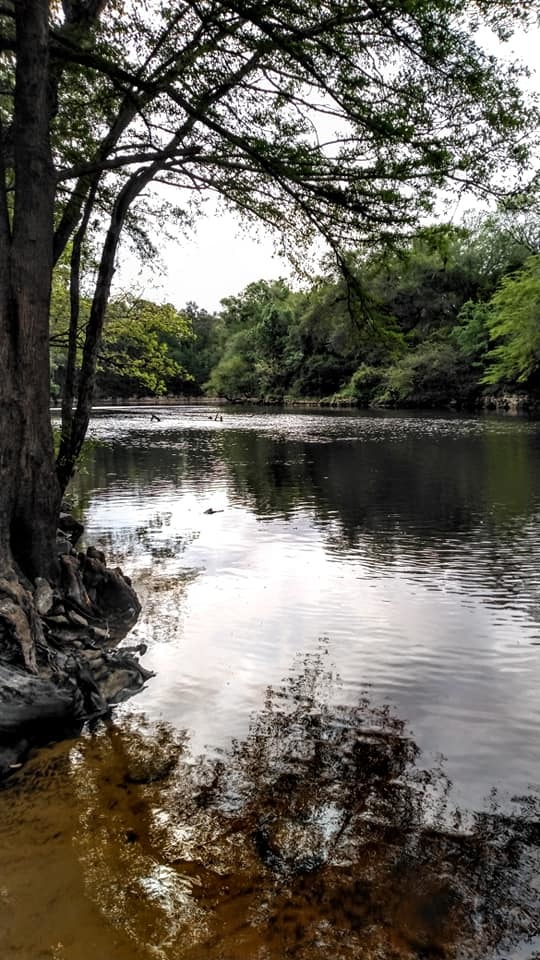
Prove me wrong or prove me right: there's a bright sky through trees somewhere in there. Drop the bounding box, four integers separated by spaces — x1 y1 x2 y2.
118 24 538 311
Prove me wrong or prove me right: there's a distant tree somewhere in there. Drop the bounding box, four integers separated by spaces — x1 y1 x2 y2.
451 300 493 370
375 339 469 407
49 269 193 397
97 298 193 397
205 339 262 401
363 226 473 337
206 281 300 399
205 212 540 404
168 303 223 395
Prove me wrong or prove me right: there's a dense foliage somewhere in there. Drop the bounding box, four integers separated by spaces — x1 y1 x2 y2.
94 214 540 407
51 282 193 399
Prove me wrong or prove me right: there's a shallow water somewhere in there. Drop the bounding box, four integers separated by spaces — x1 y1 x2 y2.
1 405 540 958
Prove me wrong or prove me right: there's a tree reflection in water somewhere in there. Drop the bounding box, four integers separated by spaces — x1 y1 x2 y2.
61 654 540 959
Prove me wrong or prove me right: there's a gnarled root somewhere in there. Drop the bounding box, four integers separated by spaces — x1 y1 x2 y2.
0 539 150 776
0 576 41 672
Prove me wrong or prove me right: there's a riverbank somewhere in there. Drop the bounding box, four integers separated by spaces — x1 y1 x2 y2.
61 388 540 414
0 520 152 779
290 388 540 412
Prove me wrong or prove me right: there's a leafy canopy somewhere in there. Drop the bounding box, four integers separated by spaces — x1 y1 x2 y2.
49 261 193 397
99 298 193 396
1 0 534 268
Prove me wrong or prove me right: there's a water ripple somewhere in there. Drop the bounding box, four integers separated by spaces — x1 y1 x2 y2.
67 405 540 815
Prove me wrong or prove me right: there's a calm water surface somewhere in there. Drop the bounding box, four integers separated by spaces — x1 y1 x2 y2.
1 405 540 959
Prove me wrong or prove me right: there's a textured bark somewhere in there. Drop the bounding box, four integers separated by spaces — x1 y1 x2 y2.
0 537 147 766
0 4 150 734
0 0 60 582
0 4 152 749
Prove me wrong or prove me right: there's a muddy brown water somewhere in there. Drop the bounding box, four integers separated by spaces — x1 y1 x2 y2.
1 406 540 959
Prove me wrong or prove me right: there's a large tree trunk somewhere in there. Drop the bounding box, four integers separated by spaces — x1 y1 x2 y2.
0 4 149 757
0 0 60 583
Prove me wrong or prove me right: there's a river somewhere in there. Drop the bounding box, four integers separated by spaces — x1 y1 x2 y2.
1 405 540 959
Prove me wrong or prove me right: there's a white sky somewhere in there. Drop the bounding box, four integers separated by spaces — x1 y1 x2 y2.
113 194 293 312
160 208 291 310
114 23 539 314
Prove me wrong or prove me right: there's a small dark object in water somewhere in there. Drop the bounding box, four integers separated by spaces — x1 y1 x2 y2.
204 508 224 515
150 413 160 421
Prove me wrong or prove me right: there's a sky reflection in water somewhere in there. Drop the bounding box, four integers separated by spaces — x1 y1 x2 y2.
75 407 540 809
4 404 536 957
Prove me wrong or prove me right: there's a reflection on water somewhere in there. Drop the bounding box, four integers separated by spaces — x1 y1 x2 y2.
1 654 539 959
70 407 540 808
3 405 540 956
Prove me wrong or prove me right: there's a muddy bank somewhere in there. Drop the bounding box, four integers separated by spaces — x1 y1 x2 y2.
0 519 152 778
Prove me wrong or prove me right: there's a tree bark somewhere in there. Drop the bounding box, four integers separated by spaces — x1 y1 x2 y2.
0 0 60 582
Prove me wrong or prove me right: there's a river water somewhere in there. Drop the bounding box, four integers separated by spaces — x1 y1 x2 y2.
1 406 540 959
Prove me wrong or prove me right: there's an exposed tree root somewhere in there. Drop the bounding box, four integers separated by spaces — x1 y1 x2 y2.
0 524 152 777
0 577 39 673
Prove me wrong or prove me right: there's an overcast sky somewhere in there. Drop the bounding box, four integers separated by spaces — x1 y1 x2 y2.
114 23 539 314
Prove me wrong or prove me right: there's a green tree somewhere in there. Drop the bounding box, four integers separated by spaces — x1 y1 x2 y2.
168 303 223 394
455 212 539 301
364 226 474 337
49 269 193 398
0 0 536 656
451 300 492 369
482 255 540 385
205 335 262 400
97 298 193 397
337 365 386 406
206 280 301 399
375 339 470 407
